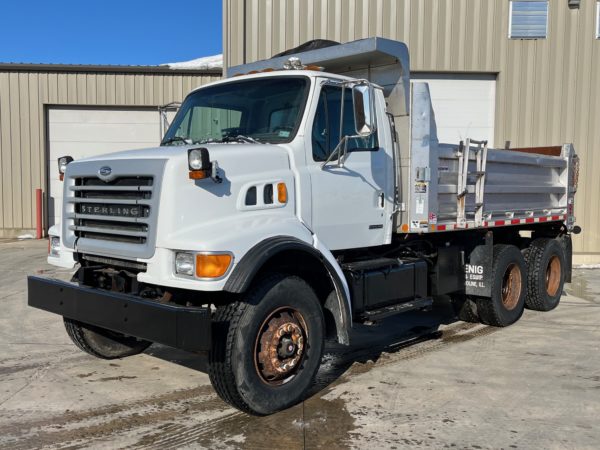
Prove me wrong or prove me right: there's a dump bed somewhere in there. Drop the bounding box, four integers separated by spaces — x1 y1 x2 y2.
229 37 578 235
405 82 578 234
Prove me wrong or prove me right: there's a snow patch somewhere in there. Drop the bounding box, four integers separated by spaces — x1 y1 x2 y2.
17 233 34 240
162 54 223 71
574 264 600 269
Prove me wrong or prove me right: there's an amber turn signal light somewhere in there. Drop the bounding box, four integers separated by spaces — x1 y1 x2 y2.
277 182 287 203
189 170 209 180
196 253 232 278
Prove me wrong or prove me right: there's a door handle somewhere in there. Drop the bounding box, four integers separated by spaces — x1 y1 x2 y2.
378 191 385 208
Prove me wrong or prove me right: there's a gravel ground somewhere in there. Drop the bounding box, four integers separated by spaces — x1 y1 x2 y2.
1 239 599 449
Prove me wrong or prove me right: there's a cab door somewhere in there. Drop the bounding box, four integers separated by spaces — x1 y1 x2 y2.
306 82 393 251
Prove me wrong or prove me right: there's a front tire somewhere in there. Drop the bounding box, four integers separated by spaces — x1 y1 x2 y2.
523 238 565 311
209 274 324 415
64 318 151 359
476 245 527 327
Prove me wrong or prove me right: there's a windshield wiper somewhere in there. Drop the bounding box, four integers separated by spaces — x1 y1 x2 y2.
161 136 191 146
221 135 262 144
236 135 260 143
188 138 217 145
162 135 262 146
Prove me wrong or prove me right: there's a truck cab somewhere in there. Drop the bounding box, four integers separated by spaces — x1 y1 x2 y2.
30 38 578 416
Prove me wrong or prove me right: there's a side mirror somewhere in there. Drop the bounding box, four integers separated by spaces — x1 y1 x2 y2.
352 84 376 136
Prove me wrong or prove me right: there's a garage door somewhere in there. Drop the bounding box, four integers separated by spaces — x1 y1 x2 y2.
48 107 165 228
411 73 496 146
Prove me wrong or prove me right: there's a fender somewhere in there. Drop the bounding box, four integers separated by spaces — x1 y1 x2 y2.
223 235 352 345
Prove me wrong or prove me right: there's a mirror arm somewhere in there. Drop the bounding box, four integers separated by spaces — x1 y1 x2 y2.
370 83 377 133
321 134 365 170
340 136 351 168
321 136 347 170
339 84 345 144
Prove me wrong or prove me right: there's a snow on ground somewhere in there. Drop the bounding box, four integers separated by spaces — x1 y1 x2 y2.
162 54 222 70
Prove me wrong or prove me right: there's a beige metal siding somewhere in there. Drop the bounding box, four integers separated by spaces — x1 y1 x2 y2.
0 69 220 236
224 0 600 255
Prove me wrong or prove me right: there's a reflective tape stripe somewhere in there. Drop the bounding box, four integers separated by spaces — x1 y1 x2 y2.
430 215 565 232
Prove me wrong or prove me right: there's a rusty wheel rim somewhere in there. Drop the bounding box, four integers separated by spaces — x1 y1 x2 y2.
254 307 308 386
546 255 561 297
501 263 522 310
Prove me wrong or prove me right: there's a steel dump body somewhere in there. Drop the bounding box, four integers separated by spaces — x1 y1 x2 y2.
408 82 576 234
434 144 572 229
230 37 577 235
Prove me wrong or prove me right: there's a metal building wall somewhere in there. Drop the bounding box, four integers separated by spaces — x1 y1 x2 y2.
0 68 221 237
224 0 600 258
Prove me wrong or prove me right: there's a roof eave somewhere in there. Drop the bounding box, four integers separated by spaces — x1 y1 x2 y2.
0 62 223 75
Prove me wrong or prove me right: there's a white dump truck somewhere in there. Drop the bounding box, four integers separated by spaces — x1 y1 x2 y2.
29 38 580 415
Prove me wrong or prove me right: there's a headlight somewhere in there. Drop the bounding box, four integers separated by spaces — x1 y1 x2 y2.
49 236 60 257
175 252 195 276
188 148 209 171
175 251 233 278
57 156 73 181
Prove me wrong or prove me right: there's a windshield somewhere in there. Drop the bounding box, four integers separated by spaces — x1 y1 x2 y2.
161 76 310 145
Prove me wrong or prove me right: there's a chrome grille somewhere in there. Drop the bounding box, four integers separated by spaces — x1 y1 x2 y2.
68 176 154 245
63 159 166 260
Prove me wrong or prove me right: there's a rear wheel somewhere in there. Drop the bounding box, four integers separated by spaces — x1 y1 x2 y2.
476 245 527 327
209 274 324 415
64 318 151 359
453 294 479 323
523 238 565 311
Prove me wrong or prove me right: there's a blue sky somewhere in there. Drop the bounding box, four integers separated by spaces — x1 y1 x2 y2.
0 0 222 65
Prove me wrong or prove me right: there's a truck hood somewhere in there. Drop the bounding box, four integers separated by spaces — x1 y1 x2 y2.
77 143 285 163
61 142 297 260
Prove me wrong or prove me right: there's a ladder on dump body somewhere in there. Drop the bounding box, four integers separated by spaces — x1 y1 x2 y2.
456 138 489 228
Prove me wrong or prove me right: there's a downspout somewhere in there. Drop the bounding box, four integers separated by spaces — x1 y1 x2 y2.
243 0 247 64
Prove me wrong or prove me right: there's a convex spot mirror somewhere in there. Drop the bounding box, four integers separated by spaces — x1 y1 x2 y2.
352 84 376 137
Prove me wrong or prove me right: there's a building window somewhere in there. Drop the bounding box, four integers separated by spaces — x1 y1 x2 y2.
509 0 549 39
597 1 600 39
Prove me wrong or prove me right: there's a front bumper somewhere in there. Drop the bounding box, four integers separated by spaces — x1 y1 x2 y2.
27 276 211 352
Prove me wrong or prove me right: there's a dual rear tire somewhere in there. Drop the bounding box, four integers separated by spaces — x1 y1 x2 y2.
466 239 565 327
523 238 566 311
476 245 527 327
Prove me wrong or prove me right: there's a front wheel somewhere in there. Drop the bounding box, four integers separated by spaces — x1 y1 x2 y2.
64 318 151 359
209 274 324 415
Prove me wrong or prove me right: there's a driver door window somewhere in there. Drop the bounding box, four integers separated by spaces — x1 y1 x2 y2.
311 85 377 162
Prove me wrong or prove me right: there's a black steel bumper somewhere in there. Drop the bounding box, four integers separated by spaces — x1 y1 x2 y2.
27 276 211 352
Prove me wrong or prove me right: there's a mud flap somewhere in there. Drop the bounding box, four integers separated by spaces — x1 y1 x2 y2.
558 234 573 283
464 232 493 298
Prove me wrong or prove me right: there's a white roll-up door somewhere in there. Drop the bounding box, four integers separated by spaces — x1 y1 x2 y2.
47 107 163 228
411 73 496 147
